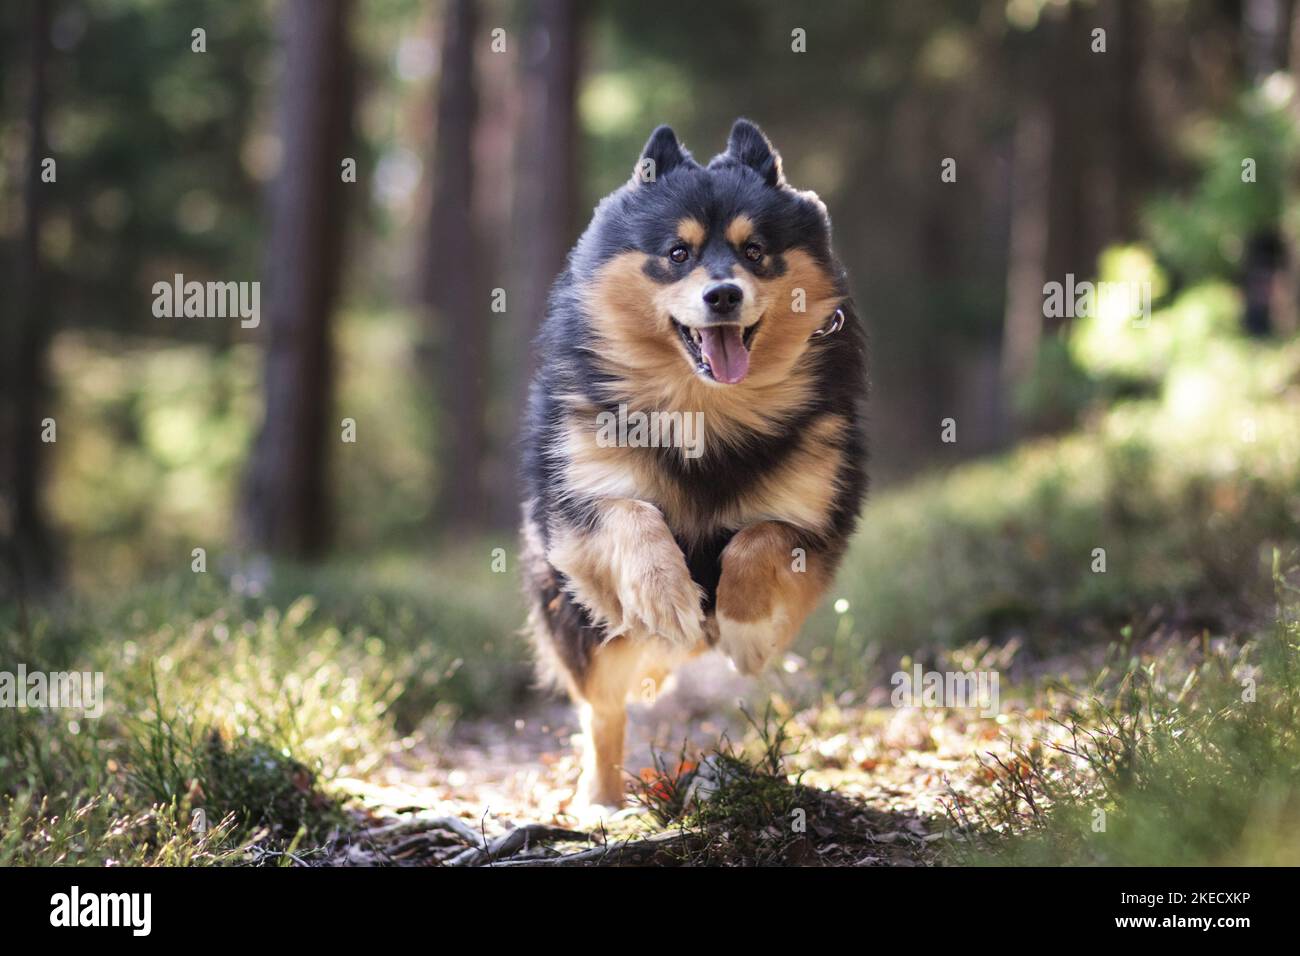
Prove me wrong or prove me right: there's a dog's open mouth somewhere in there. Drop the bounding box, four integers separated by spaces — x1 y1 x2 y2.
673 318 760 385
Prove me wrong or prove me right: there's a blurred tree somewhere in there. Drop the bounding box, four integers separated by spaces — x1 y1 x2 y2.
471 0 523 528
1 0 58 593
501 0 581 521
19 1 269 342
1282 0 1300 337
424 0 487 530
1242 0 1286 335
1001 91 1051 409
1001 0 1157 432
1237 0 1289 335
241 0 354 557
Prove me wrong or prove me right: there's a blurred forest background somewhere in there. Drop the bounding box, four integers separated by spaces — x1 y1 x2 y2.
1 0 1295 589
4 0 1300 867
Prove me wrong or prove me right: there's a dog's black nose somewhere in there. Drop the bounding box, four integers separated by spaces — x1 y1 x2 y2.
702 282 743 315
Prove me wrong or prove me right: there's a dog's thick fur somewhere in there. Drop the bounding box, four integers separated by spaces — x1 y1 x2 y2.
521 119 867 808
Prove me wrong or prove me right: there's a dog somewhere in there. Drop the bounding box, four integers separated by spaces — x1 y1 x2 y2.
520 118 866 810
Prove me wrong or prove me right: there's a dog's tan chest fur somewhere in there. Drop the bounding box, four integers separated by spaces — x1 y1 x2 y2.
556 403 849 544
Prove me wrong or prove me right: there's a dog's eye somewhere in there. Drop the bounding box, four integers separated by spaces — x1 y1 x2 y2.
744 241 764 262
669 244 690 264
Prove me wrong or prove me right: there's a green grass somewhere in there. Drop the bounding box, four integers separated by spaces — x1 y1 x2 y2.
951 552 1300 866
0 550 530 865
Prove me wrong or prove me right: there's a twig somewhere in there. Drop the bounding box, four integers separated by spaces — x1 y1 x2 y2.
482 830 697 867
446 823 592 866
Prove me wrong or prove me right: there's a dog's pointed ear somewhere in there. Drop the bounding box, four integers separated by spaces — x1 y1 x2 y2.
634 125 690 183
725 118 783 187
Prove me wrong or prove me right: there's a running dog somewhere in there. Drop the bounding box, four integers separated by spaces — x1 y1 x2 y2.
520 118 866 809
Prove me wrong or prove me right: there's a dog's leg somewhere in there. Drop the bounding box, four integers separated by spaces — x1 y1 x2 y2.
715 521 829 675
573 637 646 810
577 701 626 809
547 499 705 649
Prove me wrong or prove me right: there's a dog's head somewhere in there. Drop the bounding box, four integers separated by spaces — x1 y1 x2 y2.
578 119 845 391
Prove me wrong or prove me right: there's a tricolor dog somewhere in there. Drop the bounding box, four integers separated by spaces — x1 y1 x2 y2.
521 119 866 809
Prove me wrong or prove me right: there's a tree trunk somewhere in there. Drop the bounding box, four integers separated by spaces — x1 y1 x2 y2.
1042 1 1109 322
469 8 519 528
1242 0 1287 336
425 0 487 530
498 0 580 524
1000 94 1052 407
1002 4 1127 431
1279 0 1300 337
2 0 58 594
240 0 353 557
1110 0 1151 241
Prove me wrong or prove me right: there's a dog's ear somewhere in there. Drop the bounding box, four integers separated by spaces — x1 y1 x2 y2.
725 118 783 187
634 125 691 182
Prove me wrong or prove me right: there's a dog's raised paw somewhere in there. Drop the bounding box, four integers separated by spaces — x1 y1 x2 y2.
716 612 783 675
615 544 706 648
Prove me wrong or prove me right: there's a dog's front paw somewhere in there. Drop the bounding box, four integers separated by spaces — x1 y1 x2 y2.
547 499 705 648
613 531 706 649
716 613 786 676
715 521 823 675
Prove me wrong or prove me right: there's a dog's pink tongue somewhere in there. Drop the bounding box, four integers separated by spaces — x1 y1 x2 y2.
699 326 750 384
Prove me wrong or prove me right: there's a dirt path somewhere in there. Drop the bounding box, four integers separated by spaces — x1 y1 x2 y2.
334 656 760 838
328 653 1037 865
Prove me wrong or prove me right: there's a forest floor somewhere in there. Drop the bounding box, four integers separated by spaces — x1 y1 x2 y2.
319 651 1067 867
4 538 1296 868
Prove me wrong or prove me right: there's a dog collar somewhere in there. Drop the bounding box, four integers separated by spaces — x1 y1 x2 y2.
809 307 845 341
